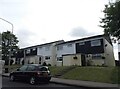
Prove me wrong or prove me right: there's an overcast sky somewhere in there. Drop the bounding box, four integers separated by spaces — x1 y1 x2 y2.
0 0 118 60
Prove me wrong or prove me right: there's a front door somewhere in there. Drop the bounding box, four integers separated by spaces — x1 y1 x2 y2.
81 54 86 66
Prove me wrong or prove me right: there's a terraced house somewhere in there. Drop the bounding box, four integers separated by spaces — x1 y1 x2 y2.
12 34 115 66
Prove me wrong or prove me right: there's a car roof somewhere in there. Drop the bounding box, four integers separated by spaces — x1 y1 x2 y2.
24 64 48 68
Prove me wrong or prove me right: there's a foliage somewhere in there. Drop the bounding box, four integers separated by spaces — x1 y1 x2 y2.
2 31 19 65
100 1 120 39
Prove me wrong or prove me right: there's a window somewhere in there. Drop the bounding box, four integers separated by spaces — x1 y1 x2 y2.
45 56 50 60
39 47 42 49
27 65 36 71
57 57 63 61
32 48 36 51
79 42 85 45
45 46 50 51
39 67 48 71
92 54 102 59
67 44 72 47
19 65 28 71
91 40 101 46
57 45 63 50
26 49 30 54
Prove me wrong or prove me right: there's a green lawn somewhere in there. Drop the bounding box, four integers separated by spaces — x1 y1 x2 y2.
61 67 119 84
49 66 74 76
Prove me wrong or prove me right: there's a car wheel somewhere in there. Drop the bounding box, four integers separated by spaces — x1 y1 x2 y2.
29 77 36 85
10 75 15 81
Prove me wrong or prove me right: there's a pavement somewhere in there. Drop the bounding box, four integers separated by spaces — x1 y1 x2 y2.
2 73 119 89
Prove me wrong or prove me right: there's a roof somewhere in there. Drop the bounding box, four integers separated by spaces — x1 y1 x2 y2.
57 34 112 45
20 40 64 50
57 34 104 45
20 34 112 50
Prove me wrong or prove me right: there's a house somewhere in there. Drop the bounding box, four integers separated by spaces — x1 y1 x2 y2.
13 34 115 66
56 34 115 66
14 40 64 66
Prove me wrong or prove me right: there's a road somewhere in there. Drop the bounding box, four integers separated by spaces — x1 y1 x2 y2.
2 77 87 89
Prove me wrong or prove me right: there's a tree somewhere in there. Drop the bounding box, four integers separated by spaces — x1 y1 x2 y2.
2 31 19 65
100 1 120 40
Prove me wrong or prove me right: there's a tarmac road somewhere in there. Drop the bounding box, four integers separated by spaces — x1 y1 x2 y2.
2 77 87 89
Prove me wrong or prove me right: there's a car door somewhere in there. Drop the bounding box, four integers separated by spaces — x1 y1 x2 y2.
16 65 28 80
26 65 36 79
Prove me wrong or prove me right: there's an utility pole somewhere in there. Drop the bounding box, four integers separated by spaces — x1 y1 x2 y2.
0 18 13 72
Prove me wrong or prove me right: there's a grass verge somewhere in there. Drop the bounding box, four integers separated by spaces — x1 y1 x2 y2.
61 66 120 84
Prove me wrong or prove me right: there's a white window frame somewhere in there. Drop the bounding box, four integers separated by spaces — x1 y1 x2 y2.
91 40 101 47
79 42 85 45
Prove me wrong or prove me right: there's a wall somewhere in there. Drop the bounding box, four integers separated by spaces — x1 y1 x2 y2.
57 43 76 57
51 43 57 66
37 45 52 56
91 59 105 66
25 55 39 64
104 38 115 66
63 54 82 66
56 61 62 66
37 44 53 65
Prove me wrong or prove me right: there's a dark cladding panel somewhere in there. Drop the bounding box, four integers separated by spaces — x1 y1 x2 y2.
25 48 37 56
16 49 24 58
76 39 104 54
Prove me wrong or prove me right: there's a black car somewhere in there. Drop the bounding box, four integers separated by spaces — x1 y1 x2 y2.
9 64 51 85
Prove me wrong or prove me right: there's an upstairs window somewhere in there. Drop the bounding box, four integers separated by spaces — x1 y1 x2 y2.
45 46 50 51
67 44 72 47
57 45 63 50
91 40 101 47
32 48 36 51
39 47 42 49
26 49 30 54
78 42 85 45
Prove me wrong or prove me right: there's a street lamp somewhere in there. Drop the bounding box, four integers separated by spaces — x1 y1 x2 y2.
0 17 13 72
0 18 13 33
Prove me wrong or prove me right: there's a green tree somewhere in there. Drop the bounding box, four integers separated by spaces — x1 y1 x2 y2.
2 31 19 65
100 1 120 40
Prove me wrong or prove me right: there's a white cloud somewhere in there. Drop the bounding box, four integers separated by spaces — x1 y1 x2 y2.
69 27 96 37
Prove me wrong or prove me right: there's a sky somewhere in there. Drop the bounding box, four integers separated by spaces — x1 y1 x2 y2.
0 0 118 60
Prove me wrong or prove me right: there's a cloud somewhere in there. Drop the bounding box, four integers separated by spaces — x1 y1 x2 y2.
69 27 95 38
0 0 27 21
16 28 36 48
